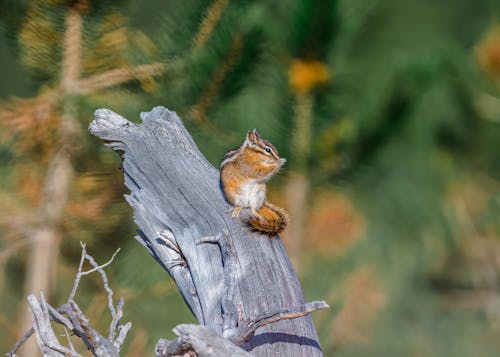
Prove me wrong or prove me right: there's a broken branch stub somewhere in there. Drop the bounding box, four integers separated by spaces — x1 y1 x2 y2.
89 107 325 356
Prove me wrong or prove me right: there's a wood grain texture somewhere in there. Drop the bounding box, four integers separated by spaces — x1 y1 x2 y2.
89 106 323 356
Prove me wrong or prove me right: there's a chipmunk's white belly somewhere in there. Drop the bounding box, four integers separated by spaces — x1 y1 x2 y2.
236 181 266 210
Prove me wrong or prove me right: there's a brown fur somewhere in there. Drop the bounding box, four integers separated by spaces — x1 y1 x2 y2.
220 129 288 236
247 202 289 235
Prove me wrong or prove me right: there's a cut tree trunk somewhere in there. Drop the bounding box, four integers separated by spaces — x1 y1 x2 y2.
89 106 326 356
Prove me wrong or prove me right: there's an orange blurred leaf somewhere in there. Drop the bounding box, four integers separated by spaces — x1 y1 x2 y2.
289 59 329 94
306 190 365 255
476 24 500 79
0 92 60 155
331 266 386 345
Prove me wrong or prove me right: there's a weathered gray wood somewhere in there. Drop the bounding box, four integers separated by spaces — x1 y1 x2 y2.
157 324 253 357
89 106 324 356
10 246 130 357
27 294 81 357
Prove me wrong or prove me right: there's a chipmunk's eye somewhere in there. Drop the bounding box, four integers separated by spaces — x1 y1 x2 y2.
264 147 272 154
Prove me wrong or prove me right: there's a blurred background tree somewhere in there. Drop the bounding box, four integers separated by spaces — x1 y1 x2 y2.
1 0 499 356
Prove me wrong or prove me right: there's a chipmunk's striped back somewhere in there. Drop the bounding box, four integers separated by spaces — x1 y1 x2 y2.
220 149 240 169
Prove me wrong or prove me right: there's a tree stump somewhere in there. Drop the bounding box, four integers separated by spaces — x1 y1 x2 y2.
89 106 326 356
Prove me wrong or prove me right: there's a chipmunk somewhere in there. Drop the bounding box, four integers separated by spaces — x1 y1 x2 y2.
220 129 289 236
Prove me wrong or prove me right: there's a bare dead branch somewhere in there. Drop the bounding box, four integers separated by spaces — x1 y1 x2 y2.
113 321 132 351
109 296 124 342
7 327 34 357
63 326 76 354
81 246 121 320
48 305 73 330
10 243 128 357
80 247 120 277
155 336 189 357
68 241 120 320
226 300 330 345
28 293 82 357
68 242 88 301
68 300 120 357
156 324 252 357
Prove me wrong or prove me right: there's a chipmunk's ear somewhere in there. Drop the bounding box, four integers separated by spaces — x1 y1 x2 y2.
245 129 258 145
252 128 261 138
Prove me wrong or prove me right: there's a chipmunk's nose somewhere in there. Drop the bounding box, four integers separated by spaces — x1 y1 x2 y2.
279 158 287 165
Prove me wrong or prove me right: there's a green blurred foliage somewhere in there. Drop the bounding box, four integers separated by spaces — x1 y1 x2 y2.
1 0 500 356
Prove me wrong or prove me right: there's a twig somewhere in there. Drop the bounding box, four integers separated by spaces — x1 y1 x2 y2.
68 301 103 352
68 242 88 301
227 300 329 345
48 305 73 330
80 248 121 276
158 230 182 256
113 321 132 351
108 296 124 341
158 230 187 269
81 247 121 318
58 303 94 352
59 300 120 357
7 327 34 357
69 241 120 317
63 326 76 353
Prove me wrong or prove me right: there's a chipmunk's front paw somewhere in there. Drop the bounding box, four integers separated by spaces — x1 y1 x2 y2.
231 207 242 218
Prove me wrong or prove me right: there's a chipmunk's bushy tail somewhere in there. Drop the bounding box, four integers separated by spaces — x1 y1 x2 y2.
247 202 289 236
